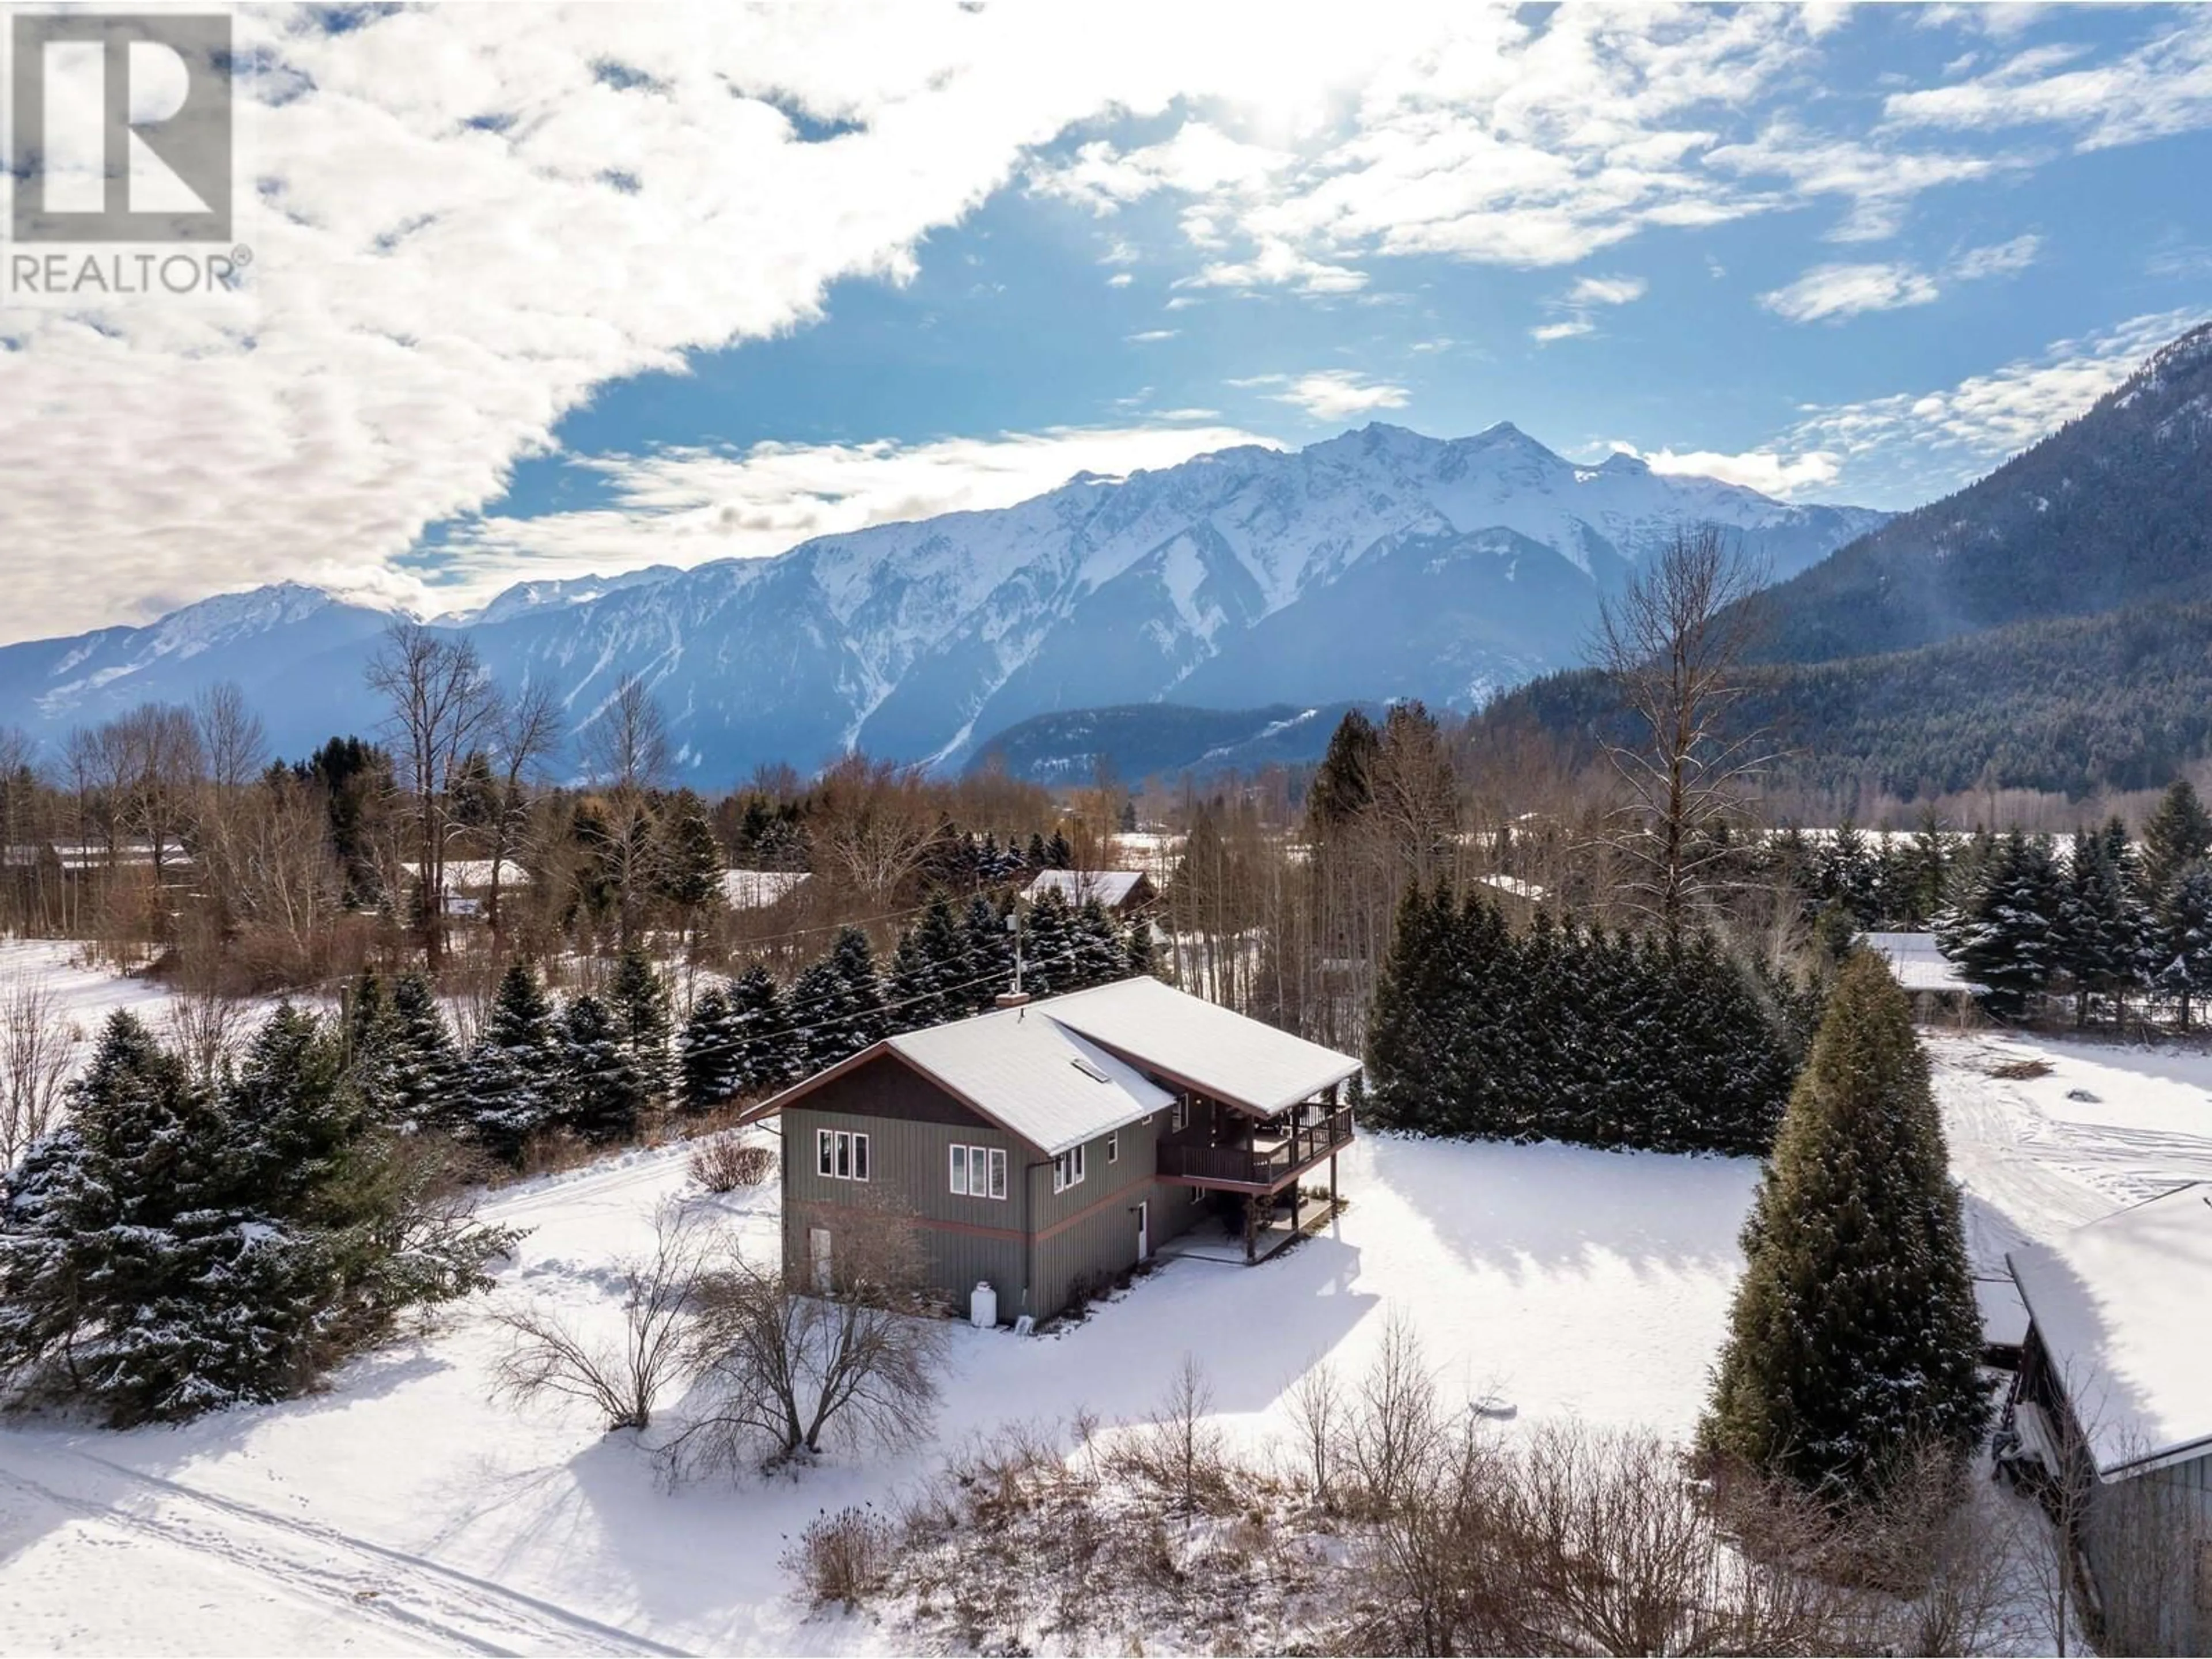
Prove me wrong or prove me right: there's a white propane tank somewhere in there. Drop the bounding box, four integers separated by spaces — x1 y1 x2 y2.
970 1281 998 1329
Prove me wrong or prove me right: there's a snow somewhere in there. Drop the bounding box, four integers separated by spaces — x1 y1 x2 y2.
2007 1184 2212 1479
870 1002 1175 1156
1021 869 1149 907
399 859 529 891
1041 975 1362 1116
0 937 177 1040
7 951 2212 1653
718 869 810 911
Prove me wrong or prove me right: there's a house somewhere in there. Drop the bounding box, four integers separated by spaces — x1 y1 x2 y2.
2002 1184 2212 1655
398 859 529 916
748 975 1361 1324
718 869 810 912
1021 869 1157 915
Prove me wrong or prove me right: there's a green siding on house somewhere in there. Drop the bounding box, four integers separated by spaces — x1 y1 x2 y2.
778 1053 1200 1322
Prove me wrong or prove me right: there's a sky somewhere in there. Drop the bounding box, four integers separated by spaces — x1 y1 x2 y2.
2 1 2210 644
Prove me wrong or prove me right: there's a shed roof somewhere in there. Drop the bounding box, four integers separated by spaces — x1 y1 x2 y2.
1023 869 1152 907
885 1006 1173 1156
1862 931 1983 994
2008 1182 2212 1479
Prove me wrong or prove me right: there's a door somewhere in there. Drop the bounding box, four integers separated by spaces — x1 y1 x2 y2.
808 1226 832 1293
1135 1200 1150 1263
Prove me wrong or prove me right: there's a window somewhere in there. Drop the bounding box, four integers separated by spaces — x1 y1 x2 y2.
816 1128 869 1182
950 1143 1007 1200
1107 1130 1119 1164
1052 1142 1087 1194
1171 1097 1190 1132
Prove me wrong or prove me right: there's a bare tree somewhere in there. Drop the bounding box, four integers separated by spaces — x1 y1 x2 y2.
1285 1354 1345 1512
162 986 251 1085
671 1200 946 1474
581 674 671 796
1593 525 1772 931
1109 1353 1233 1518
808 753 938 904
484 678 563 937
0 975 79 1168
491 1200 709 1432
366 624 499 964
192 681 268 792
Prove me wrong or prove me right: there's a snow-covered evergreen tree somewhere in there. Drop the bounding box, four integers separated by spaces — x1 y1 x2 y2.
560 993 646 1143
609 946 674 1108
1700 951 1987 1500
726 963 798 1092
461 961 563 1164
1071 897 1128 990
887 896 965 1031
2156 862 2212 1031
2141 778 2212 906
384 970 462 1134
1946 831 2063 1020
1021 889 1077 995
679 982 738 1112
1124 915 1160 979
961 895 1015 1011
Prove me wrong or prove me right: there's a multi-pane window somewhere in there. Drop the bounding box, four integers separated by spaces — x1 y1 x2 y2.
1052 1142 1087 1194
1171 1097 1190 1131
1107 1130 1119 1164
949 1143 1006 1200
816 1128 869 1181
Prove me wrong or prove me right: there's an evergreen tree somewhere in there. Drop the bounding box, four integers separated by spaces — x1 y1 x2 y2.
1124 915 1160 978
679 982 738 1111
2140 778 2212 904
887 897 965 1032
609 946 674 1108
961 895 1016 1010
789 928 885 1073
2059 827 2142 1027
726 963 798 1092
560 993 646 1143
654 788 726 925
1701 952 1987 1501
1071 897 1127 988
1365 884 1459 1133
2156 862 2212 1031
828 926 887 1048
1945 831 2064 1020
461 961 563 1164
384 971 463 1134
1045 828 1073 870
1021 889 1077 995
1305 709 1380 840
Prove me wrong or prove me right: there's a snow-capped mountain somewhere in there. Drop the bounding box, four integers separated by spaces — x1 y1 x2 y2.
0 423 1887 776
430 566 687 628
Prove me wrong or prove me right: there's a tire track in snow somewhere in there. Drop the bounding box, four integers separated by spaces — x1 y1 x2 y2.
2 1445 690 1657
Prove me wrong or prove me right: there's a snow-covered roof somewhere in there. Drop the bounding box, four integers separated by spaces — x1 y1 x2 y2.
757 976 1360 1152
1862 931 1981 994
2008 1183 2212 1479
886 1007 1173 1156
1041 975 1363 1118
1477 873 1546 902
1022 869 1152 907
719 869 809 911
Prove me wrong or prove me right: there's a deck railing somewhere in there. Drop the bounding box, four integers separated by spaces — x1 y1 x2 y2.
1157 1104 1354 1188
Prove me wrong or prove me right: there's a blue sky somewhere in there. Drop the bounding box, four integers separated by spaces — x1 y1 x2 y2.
5 3 2211 641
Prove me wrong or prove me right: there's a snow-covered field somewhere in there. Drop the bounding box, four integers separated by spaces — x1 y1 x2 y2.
2 947 2208 1655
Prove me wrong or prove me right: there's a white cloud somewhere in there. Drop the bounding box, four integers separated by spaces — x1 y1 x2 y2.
1107 272 1134 287
1760 262 1943 323
1613 443 1843 497
1533 271 1646 343
1884 13 2212 150
1126 328 1180 342
1176 238 1369 294
1233 370 1409 422
1781 307 2208 492
1530 319 1596 343
1760 235 2040 323
434 422 1278 602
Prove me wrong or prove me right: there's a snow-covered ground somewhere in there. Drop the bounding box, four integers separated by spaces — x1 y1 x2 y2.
3 947 2209 1655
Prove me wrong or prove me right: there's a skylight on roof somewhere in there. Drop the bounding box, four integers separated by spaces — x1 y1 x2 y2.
1070 1057 1111 1084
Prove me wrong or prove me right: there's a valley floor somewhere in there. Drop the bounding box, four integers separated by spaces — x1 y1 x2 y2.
2 952 2209 1654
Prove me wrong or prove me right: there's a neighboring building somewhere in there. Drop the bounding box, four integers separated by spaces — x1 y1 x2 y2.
2002 1184 2212 1655
399 858 529 918
1863 930 1984 1017
1021 869 1157 914
748 975 1361 1324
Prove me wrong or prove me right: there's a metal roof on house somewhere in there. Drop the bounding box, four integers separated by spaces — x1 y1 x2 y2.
886 1005 1173 1156
2008 1183 2212 1480
1040 975 1364 1118
719 869 810 911
753 976 1361 1153
1862 931 1982 994
1022 869 1150 906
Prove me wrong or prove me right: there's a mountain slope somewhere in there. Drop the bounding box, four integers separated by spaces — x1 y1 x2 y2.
968 700 1378 785
0 423 1884 776
1480 321 2212 800
1749 321 2212 665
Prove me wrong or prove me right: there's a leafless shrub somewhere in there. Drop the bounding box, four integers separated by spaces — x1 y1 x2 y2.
1990 1056 2054 1080
1109 1353 1237 1518
1285 1355 1344 1512
1340 1312 1452 1520
669 1200 946 1475
781 1503 899 1609
161 985 252 1084
0 975 79 1168
688 1134 773 1193
491 1200 710 1432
